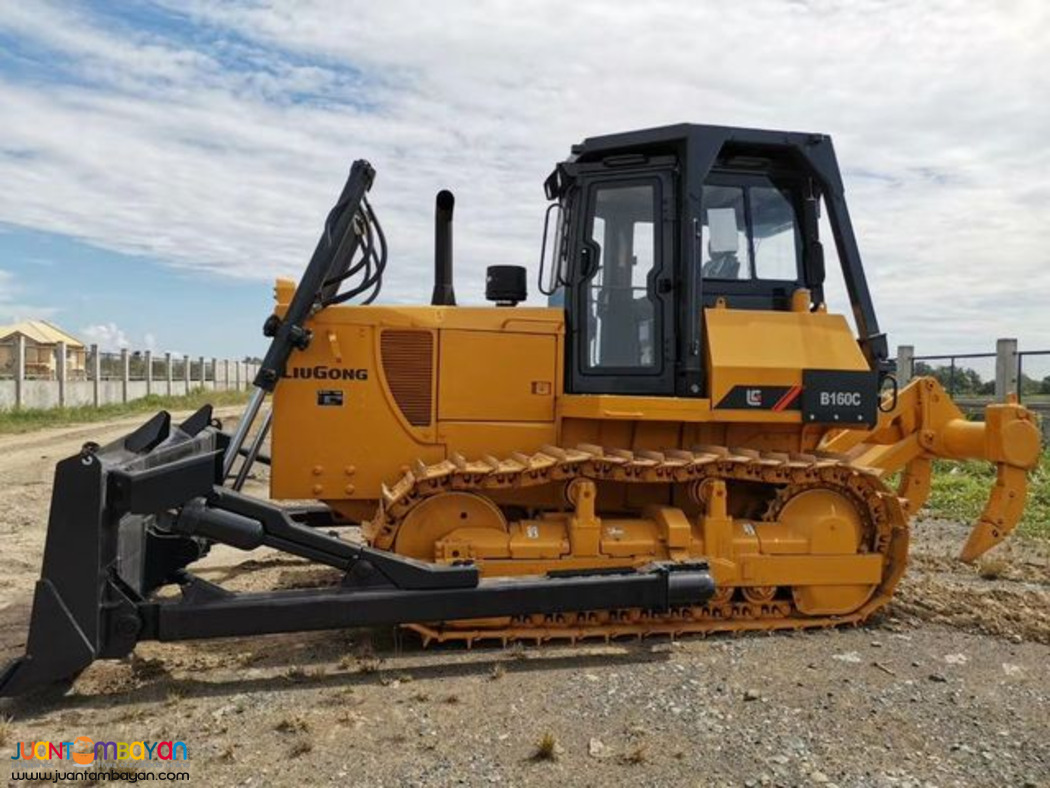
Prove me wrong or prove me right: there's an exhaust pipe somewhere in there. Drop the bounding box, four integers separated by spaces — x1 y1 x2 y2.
431 189 456 306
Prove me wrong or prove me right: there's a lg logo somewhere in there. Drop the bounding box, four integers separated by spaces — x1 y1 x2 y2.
745 389 762 407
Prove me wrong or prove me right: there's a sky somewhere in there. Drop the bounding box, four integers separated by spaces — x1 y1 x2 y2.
0 0 1047 373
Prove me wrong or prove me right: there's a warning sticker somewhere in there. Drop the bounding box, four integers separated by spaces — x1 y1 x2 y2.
317 389 344 407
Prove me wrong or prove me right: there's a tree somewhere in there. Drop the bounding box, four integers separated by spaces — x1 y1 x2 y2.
910 361 987 395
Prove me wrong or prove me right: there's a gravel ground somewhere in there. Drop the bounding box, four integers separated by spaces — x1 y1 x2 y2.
0 413 1047 787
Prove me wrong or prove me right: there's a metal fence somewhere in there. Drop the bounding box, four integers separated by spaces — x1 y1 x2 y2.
899 341 1050 403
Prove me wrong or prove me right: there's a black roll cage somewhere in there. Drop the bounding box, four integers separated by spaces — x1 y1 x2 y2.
545 123 889 398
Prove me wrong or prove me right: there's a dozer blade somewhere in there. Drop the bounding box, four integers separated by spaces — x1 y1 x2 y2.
1 410 714 698
0 408 220 697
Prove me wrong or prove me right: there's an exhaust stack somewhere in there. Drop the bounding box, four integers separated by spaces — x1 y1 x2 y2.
431 190 456 306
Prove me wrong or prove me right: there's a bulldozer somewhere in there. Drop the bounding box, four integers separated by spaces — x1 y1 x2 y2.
1 123 1041 696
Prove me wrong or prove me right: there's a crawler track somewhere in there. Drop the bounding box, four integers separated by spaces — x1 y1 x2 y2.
369 445 911 644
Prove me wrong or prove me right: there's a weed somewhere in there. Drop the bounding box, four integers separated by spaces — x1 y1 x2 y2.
275 716 310 734
129 655 167 681
978 555 1009 579
531 732 559 762
490 664 506 680
358 657 381 675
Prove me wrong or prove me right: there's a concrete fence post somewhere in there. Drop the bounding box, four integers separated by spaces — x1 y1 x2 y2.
91 344 100 407
235 360 242 390
165 352 173 396
184 354 191 394
56 341 67 408
896 345 914 386
120 348 130 404
198 355 205 389
995 338 1019 401
211 357 218 391
14 334 25 410
145 350 153 396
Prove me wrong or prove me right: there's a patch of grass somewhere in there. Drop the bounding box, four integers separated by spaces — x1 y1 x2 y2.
357 657 381 675
531 732 559 762
506 642 528 660
129 654 168 682
924 452 1050 539
275 715 310 734
0 387 251 435
489 664 506 680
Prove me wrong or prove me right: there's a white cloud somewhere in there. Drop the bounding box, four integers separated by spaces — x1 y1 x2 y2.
80 322 131 351
0 1 1047 354
79 324 178 354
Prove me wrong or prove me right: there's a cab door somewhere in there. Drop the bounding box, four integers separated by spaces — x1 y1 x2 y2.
568 168 676 395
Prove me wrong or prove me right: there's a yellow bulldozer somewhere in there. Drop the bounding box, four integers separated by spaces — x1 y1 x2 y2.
2 124 1041 695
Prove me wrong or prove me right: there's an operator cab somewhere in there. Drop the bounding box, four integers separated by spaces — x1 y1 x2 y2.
539 123 887 398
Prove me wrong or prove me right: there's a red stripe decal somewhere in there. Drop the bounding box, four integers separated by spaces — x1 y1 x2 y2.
772 385 802 412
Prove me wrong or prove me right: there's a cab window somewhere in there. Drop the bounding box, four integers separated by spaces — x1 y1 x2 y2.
702 180 800 281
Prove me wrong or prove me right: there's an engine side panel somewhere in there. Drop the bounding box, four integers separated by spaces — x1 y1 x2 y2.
269 292 564 509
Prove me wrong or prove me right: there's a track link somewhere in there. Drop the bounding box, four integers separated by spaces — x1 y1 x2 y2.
367 445 911 644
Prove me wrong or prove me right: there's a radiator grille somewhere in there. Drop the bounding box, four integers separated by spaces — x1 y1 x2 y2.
380 330 434 427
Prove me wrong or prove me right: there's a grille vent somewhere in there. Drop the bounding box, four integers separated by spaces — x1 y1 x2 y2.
380 330 434 427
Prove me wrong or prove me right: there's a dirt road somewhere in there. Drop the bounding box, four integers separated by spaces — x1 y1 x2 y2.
0 413 1047 787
